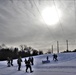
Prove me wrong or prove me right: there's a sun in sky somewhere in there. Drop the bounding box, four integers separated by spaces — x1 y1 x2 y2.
42 6 62 26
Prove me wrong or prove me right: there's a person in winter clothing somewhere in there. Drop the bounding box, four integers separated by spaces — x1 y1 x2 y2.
7 57 10 67
17 56 22 71
24 58 33 73
53 54 58 61
55 54 58 61
46 56 49 61
10 57 13 66
31 57 34 65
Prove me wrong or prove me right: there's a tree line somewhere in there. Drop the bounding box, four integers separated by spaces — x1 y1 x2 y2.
0 44 43 61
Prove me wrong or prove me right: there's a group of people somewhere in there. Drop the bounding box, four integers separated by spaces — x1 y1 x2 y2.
7 57 13 67
46 54 58 61
17 56 34 72
7 54 57 72
53 54 58 61
7 56 34 72
24 57 33 72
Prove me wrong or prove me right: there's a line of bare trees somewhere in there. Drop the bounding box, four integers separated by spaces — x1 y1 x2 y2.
0 44 43 61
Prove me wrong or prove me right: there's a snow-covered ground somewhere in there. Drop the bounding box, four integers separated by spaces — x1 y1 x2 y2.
0 52 76 75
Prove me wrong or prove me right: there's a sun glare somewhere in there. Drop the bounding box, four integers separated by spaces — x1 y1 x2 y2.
42 6 61 26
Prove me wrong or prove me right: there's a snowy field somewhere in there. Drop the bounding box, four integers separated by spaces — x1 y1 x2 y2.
0 52 76 75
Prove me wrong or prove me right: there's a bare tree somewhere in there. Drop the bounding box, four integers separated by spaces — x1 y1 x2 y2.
20 45 27 51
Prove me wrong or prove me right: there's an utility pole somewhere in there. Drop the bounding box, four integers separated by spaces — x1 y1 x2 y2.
57 41 59 53
66 40 68 51
51 45 53 53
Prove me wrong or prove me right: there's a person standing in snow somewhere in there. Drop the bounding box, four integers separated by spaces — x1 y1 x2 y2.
46 56 49 61
7 57 10 67
17 56 22 71
53 54 55 60
55 54 58 61
10 57 13 66
31 57 34 65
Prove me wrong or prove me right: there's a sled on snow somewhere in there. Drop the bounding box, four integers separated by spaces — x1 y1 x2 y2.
42 60 50 64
